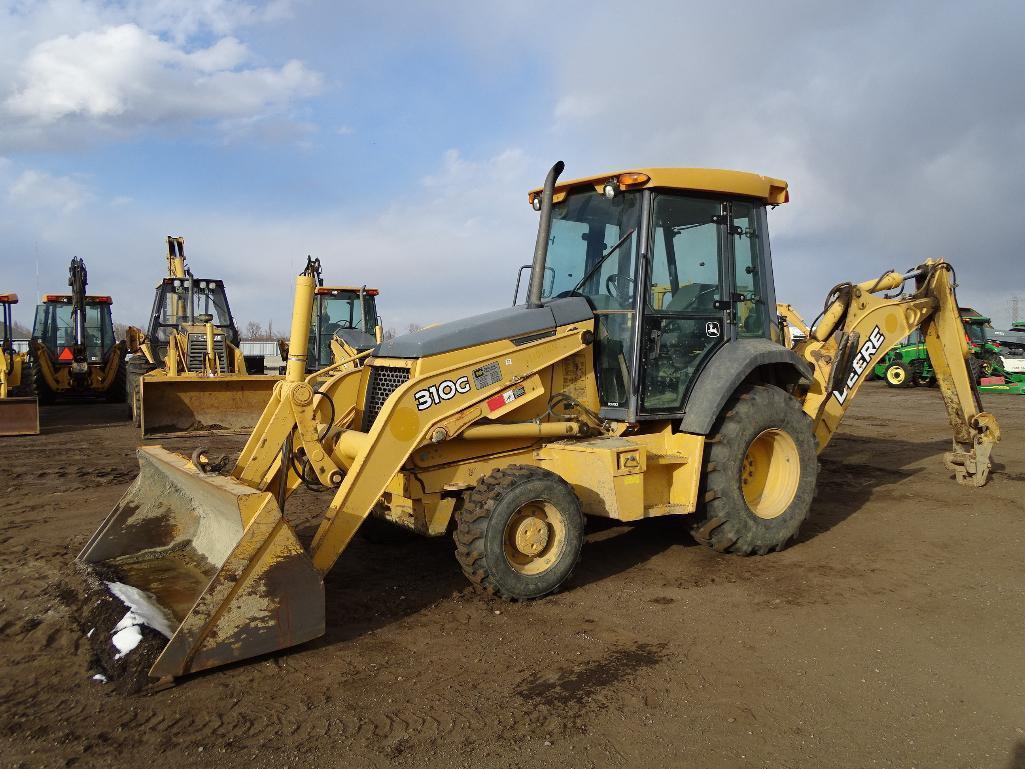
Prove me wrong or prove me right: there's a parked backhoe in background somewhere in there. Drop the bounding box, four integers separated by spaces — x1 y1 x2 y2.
0 292 39 436
78 163 1000 682
276 256 383 374
30 258 126 404
126 236 281 436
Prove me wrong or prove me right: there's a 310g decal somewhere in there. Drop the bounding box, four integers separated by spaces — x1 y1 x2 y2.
414 376 471 411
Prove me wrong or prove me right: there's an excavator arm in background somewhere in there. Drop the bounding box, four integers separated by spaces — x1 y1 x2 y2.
780 259 1000 487
166 235 187 279
68 257 88 355
126 236 191 359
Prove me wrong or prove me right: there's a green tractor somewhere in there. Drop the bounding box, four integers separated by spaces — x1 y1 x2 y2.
875 310 1025 393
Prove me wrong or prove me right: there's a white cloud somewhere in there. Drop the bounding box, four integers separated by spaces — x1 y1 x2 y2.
5 169 92 213
5 24 319 125
0 1 319 148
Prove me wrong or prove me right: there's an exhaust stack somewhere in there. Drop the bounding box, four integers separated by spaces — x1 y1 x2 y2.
526 161 565 309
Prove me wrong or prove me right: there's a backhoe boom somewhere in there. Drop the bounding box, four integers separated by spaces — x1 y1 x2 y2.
780 259 1000 486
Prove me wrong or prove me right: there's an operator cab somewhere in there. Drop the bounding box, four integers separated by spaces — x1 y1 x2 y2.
145 277 239 364
32 294 117 367
530 169 786 421
307 287 380 370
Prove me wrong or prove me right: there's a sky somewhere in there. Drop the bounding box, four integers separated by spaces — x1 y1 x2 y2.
1 0 1023 335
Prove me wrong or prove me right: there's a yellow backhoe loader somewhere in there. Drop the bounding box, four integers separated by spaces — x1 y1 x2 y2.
30 258 126 404
0 292 39 436
275 256 384 374
78 164 1000 682
127 236 281 436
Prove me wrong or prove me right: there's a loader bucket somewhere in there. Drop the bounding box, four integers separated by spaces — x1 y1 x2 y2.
140 374 283 437
0 396 40 436
78 445 324 679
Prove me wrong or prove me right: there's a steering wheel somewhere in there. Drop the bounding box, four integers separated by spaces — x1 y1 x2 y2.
676 284 719 312
605 274 635 304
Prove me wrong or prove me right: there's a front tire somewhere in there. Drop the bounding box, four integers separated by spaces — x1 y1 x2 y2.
691 384 818 555
885 361 911 387
454 465 584 600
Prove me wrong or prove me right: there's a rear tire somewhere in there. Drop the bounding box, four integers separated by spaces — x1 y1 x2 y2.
691 384 818 555
885 361 911 388
969 356 984 384
31 356 56 405
125 356 158 426
454 465 584 600
105 358 127 403
15 357 37 398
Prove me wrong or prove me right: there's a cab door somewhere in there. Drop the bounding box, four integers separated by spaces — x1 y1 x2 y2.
638 193 732 415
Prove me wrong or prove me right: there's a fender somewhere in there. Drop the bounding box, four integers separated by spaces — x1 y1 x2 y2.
678 338 812 435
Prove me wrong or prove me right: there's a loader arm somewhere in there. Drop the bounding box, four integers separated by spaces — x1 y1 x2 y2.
782 259 999 487
227 271 594 575
0 347 8 399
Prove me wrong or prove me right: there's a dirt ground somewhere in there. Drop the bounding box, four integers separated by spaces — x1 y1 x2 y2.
1 383 1023 769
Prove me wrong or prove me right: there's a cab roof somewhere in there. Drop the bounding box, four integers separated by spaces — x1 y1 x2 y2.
316 286 379 296
529 167 789 206
959 307 992 323
41 294 113 304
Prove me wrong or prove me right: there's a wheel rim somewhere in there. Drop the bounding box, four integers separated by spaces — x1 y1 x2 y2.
886 366 906 385
741 429 801 520
503 501 566 575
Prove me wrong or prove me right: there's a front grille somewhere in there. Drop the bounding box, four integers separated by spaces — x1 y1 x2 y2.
363 365 410 430
187 334 229 373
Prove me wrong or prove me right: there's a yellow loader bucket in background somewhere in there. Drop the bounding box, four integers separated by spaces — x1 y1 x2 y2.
140 375 283 437
0 396 40 436
78 446 324 679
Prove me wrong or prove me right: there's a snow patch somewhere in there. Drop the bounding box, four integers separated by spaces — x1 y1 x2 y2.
104 581 175 638
92 673 107 683
111 619 143 659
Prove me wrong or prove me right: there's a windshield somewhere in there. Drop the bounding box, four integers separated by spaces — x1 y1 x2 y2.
965 323 987 345
311 291 379 366
543 190 641 408
544 190 641 309
150 279 236 345
32 301 115 361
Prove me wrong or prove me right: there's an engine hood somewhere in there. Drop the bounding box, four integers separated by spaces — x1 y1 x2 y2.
375 297 593 359
333 327 378 353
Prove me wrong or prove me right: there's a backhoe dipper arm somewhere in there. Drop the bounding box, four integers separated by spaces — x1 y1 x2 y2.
68 257 87 351
166 236 187 278
784 258 999 487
